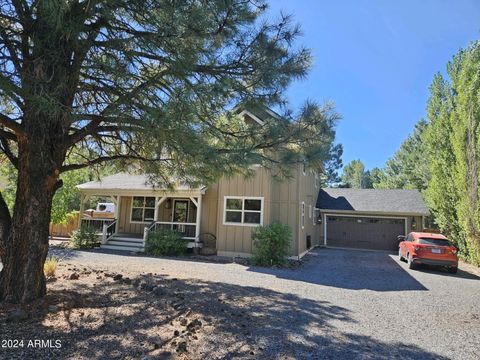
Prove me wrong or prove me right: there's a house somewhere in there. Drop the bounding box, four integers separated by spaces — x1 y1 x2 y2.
77 108 321 258
316 188 429 251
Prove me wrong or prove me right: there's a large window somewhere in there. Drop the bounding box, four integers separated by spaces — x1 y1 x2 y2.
131 196 155 222
224 196 263 226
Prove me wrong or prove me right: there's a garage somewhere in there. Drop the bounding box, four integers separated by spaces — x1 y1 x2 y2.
317 188 429 251
326 216 405 251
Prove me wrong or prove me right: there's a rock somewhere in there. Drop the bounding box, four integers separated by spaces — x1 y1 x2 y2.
69 272 79 280
176 340 187 353
113 274 123 281
179 318 188 326
187 319 202 330
7 309 29 322
138 280 147 290
96 275 102 280
132 278 140 287
174 330 180 336
145 284 154 292
123 277 132 285
48 305 58 312
152 286 165 296
104 273 114 277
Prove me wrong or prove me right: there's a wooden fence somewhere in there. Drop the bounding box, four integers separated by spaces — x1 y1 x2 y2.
49 212 79 238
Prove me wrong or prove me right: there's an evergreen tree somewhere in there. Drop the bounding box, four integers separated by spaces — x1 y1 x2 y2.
0 1 341 303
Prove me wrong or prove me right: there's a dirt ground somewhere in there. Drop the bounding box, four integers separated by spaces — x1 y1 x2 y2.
1 246 479 359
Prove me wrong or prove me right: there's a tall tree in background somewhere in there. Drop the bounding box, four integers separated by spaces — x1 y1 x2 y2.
0 1 342 303
422 73 462 250
373 119 429 190
448 44 480 263
341 159 371 188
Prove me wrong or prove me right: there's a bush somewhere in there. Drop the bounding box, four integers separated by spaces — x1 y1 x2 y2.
71 226 97 249
44 256 58 277
145 230 188 256
251 223 292 266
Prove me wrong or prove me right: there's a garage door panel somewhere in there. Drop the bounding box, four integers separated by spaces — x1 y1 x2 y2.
326 216 404 251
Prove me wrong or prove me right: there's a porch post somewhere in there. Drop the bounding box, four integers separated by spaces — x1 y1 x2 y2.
78 193 85 228
154 196 159 221
195 195 202 246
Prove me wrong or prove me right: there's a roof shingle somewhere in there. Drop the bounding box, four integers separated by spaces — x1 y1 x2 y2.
317 188 429 215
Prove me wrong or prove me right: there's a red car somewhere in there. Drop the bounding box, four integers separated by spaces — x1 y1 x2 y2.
398 232 458 273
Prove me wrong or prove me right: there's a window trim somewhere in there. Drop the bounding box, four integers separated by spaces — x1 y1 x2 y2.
223 196 264 227
301 201 305 230
130 196 156 224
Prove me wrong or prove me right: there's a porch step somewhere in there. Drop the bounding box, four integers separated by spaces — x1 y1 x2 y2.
109 236 144 243
100 235 145 252
100 243 144 252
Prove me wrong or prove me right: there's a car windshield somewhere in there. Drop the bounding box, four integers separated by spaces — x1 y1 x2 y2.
418 238 451 247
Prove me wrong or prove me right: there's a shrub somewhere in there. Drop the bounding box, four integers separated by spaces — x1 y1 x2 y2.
251 223 292 266
44 256 58 277
71 226 97 249
145 229 188 256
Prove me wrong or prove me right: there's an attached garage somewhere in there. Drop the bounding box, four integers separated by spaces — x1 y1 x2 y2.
317 189 429 251
326 215 406 251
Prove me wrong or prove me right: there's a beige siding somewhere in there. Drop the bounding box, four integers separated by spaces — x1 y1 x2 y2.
270 169 299 255
117 196 146 234
295 166 320 255
200 184 219 239
216 167 271 256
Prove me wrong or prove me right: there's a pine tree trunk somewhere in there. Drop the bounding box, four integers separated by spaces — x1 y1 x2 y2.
0 136 62 303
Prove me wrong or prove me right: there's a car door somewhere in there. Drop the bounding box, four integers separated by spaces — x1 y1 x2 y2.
400 233 411 257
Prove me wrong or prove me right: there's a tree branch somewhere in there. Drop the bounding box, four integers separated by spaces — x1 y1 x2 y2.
0 113 23 135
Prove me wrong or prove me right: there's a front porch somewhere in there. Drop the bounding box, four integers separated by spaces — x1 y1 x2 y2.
79 193 205 252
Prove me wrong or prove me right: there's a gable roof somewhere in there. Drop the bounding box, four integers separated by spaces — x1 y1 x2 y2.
317 188 429 216
77 173 205 193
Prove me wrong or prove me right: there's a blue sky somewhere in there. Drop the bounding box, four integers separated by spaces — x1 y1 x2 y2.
266 0 480 170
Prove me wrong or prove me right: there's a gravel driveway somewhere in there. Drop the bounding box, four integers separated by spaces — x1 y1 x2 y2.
42 246 480 360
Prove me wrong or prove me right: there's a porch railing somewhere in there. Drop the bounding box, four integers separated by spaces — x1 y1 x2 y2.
80 218 117 244
102 219 118 244
143 221 199 246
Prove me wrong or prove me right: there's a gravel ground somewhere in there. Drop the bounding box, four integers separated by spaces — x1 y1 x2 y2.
1 246 479 359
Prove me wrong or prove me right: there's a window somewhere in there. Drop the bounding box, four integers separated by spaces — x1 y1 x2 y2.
131 196 155 222
301 202 305 229
224 197 263 226
308 204 312 219
313 208 321 226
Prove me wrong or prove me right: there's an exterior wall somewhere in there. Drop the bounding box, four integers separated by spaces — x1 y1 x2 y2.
270 172 299 256
215 167 272 257
200 183 219 239
295 166 320 256
118 196 145 234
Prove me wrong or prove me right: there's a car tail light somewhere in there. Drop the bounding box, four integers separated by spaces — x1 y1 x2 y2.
448 246 457 254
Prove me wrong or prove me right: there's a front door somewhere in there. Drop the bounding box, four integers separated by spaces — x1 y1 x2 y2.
172 200 189 223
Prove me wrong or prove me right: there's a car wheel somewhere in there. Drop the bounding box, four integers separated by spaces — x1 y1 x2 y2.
448 266 458 274
398 247 404 261
407 253 416 270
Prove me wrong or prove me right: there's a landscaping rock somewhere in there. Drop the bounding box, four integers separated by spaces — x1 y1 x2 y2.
69 272 80 280
7 309 28 322
152 286 165 296
176 340 187 353
179 318 188 326
48 305 58 312
113 274 123 281
187 319 202 330
123 277 132 285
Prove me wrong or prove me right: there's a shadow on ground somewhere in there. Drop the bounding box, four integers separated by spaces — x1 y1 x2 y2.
247 248 429 292
1 272 447 359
